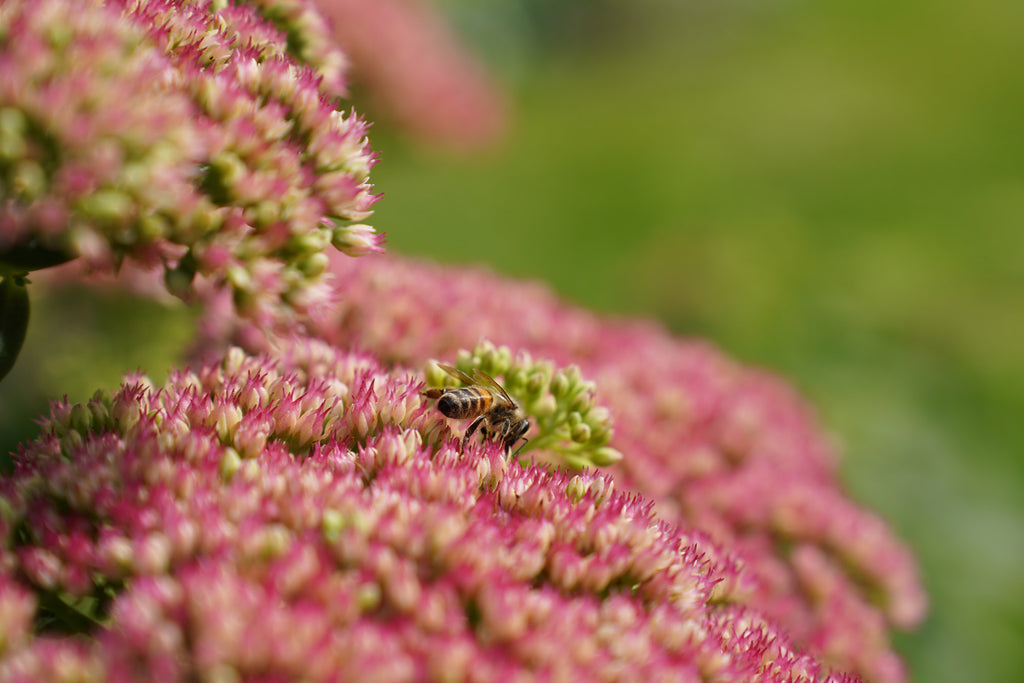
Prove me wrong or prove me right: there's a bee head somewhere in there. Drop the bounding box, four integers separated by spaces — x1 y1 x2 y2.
503 418 530 457
512 418 530 441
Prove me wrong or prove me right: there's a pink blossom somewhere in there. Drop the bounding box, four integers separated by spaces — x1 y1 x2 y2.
198 252 926 682
313 0 508 148
1 341 859 681
0 0 203 259
1 0 380 328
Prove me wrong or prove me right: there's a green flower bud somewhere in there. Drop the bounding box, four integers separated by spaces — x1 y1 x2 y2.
590 446 623 467
357 582 382 611
571 422 591 443
548 370 570 398
566 476 587 503
527 370 547 395
88 398 113 432
322 509 344 543
0 107 27 160
60 430 85 459
113 399 143 435
137 214 169 241
564 453 590 471
532 394 557 418
292 229 333 254
298 252 329 278
225 264 253 291
13 161 46 200
69 402 92 434
79 190 134 225
219 447 242 481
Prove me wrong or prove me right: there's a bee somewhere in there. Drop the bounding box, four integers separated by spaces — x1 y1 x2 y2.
422 364 530 457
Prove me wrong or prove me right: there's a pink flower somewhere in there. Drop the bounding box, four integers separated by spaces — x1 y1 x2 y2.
1 0 380 328
1 341 860 681
313 0 508 148
197 252 926 682
0 0 204 260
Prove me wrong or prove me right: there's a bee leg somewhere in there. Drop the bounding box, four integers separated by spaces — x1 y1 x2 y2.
461 416 486 449
508 437 529 459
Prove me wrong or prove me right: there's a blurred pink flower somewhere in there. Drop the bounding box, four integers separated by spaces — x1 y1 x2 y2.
197 252 926 683
313 0 508 148
1 341 857 682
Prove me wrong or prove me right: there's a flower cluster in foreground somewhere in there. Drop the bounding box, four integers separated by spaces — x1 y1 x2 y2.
1 341 857 682
198 252 927 683
0 0 380 327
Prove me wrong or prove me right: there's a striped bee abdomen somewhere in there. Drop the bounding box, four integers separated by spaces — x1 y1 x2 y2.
437 387 493 419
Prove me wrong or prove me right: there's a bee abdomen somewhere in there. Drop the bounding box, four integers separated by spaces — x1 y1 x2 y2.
438 388 491 418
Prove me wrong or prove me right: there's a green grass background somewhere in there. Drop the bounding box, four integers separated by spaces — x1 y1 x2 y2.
2 0 1022 680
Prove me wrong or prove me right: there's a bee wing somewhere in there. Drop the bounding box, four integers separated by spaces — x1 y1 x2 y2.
436 363 477 387
470 368 517 406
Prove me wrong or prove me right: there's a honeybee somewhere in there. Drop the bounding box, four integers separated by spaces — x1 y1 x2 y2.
422 364 530 457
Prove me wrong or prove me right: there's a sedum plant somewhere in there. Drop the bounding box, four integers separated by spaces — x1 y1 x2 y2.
0 0 381 378
1 341 857 682
0 1 926 682
222 252 928 683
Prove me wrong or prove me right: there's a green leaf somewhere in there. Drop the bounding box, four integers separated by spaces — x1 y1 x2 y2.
0 274 30 381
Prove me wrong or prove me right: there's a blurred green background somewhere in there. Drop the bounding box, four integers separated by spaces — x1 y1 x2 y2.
3 0 1022 681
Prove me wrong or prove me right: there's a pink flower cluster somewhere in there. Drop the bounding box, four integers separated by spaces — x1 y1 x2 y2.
200 251 927 683
0 0 380 326
1 341 857 682
313 0 508 148
0 0 203 264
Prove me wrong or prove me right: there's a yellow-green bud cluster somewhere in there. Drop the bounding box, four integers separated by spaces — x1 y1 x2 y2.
424 340 622 470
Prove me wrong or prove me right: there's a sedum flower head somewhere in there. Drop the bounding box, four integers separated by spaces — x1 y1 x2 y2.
0 0 380 327
0 0 203 268
0 342 856 682
199 252 927 683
